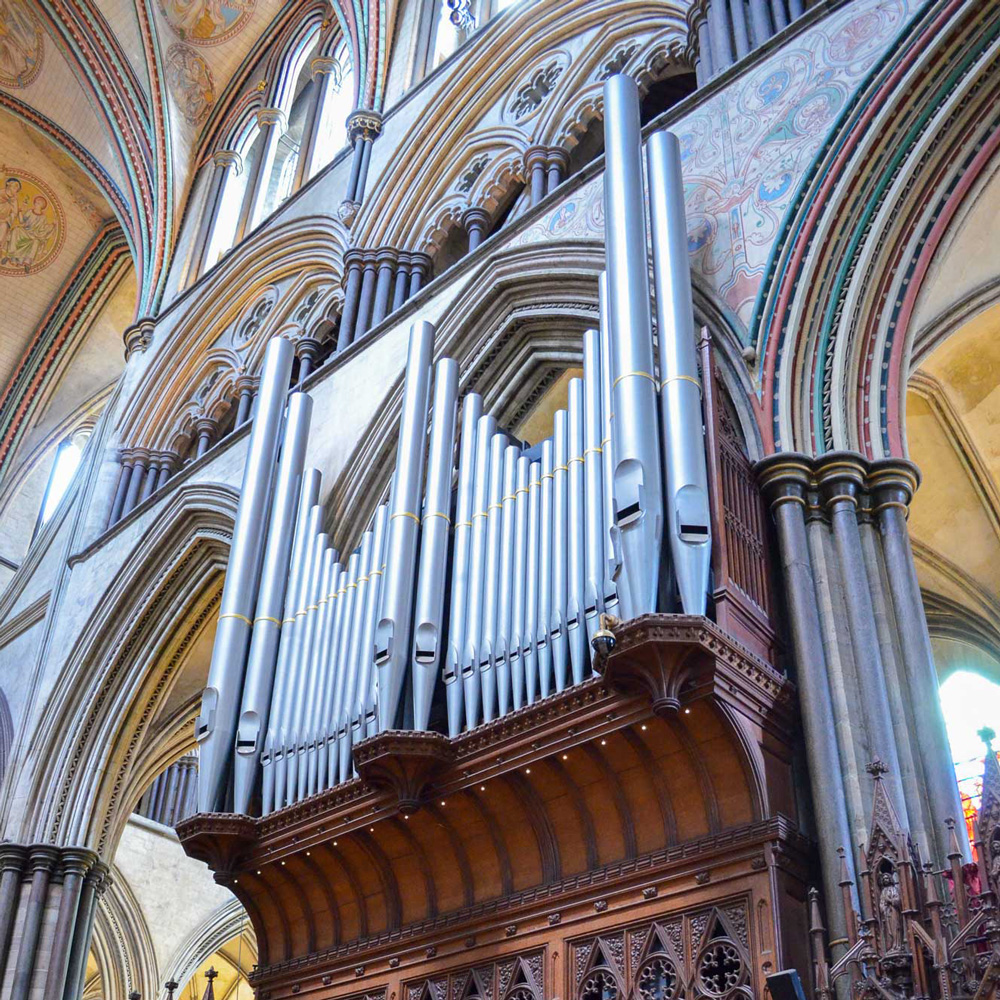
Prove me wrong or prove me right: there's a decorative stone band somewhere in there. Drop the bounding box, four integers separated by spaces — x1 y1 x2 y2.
347 110 384 144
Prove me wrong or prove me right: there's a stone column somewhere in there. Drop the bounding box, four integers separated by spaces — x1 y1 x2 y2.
344 111 383 207
139 458 158 504
122 448 149 516
408 253 432 297
0 845 26 985
546 148 570 195
338 248 366 351
295 57 341 188
63 864 108 1000
696 10 714 83
816 454 907 826
747 0 772 49
234 375 256 426
771 0 788 30
236 107 287 243
192 151 242 279
788 0 804 20
870 460 969 858
108 452 134 526
729 0 750 59
10 845 59 1000
296 337 322 383
757 457 852 954
707 0 735 75
392 253 412 312
524 145 548 206
371 248 399 327
194 417 216 460
354 251 379 340
44 849 95 999
463 207 491 253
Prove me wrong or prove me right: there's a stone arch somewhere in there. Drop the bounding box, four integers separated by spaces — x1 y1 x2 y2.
0 686 11 789
90 869 159 1000
6 482 238 855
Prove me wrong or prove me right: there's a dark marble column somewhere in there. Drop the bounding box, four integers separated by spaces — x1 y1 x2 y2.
408 253 432 297
354 252 379 339
696 12 714 82
392 253 412 312
122 448 149 516
194 417 215 460
546 148 570 194
729 0 750 58
139 459 158 504
296 337 322 383
44 849 95 999
371 248 399 327
10 845 59 1000
338 248 365 351
463 207 491 253
757 456 852 956
0 845 26 985
344 110 383 206
788 0 804 20
870 460 969 857
234 375 256 426
63 864 108 1000
524 145 549 206
108 454 133 526
708 0 735 74
747 0 772 48
771 0 788 30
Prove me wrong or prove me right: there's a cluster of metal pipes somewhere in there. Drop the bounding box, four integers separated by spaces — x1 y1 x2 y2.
195 73 711 816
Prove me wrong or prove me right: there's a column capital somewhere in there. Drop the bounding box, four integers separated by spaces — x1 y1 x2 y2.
755 453 813 510
347 110 383 142
25 843 61 874
546 146 571 170
868 458 920 513
123 316 155 361
311 56 340 82
462 206 491 232
815 450 867 510
58 847 98 879
233 372 258 394
86 861 111 893
212 149 242 173
0 843 27 874
128 446 152 465
375 246 399 269
256 106 287 130
524 144 549 171
343 247 366 271
408 251 432 277
152 450 180 471
295 336 322 361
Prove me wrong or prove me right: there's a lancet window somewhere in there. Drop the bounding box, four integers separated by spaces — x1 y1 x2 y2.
420 0 538 77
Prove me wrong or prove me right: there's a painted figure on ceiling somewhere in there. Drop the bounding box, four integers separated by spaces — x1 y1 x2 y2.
0 0 42 88
159 0 254 44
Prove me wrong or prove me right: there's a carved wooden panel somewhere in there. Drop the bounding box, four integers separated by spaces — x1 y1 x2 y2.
405 950 545 1000
570 901 752 1000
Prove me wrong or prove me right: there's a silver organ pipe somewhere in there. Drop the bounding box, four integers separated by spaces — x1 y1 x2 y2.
445 395 483 736
509 455 531 711
375 321 435 731
233 390 312 815
551 411 569 693
647 129 712 615
523 460 542 705
412 359 460 731
479 432 506 723
603 72 664 621
567 378 588 684
197 335 294 813
200 75 716 817
463 412 497 729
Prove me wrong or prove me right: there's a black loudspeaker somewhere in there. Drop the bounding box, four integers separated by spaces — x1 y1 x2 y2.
765 969 807 1000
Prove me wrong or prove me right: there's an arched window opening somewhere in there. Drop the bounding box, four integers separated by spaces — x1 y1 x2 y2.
36 432 87 531
313 54 355 173
423 0 539 76
204 122 258 270
940 669 1000 840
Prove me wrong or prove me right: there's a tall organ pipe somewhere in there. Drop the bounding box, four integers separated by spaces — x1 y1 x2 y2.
232 391 312 814
647 129 712 615
291 530 330 804
537 439 555 698
336 525 375 785
582 330 606 644
412 359 460 730
263 486 321 814
375 321 435 731
510 455 530 710
567 379 588 683
602 74 664 620
197 335 294 813
316 559 346 790
323 552 358 790
495 445 519 716
523 461 541 704
463 413 497 728
307 549 341 796
346 504 389 780
551 411 569 692
599 273 620 608
445 395 483 735
479 433 506 723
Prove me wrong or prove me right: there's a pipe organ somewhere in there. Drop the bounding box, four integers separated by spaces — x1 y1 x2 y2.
196 74 714 816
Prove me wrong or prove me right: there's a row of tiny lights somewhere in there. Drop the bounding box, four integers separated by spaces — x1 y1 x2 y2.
236 714 691 880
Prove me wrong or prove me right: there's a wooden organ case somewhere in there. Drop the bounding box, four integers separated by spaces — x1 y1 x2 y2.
178 337 812 1000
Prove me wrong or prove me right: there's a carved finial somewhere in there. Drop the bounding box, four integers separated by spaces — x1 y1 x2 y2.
837 846 853 885
980 727 996 752
866 759 888 779
165 983 179 1000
